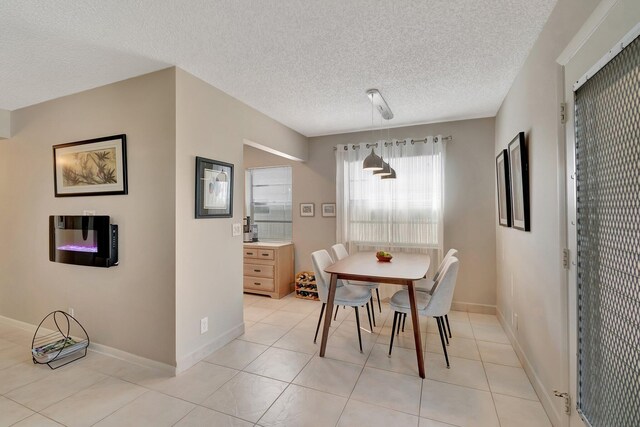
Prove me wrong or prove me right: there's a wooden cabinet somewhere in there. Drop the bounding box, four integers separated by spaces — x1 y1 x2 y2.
243 242 294 299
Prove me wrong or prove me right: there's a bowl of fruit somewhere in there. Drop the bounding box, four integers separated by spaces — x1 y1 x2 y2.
376 251 393 262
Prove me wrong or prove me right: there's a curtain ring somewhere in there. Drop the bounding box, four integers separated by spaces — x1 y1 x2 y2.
434 136 439 143
344 146 348 150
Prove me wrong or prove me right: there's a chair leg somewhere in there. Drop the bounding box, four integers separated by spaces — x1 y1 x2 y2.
334 305 339 321
369 295 376 327
389 311 399 356
354 307 363 353
375 288 382 313
314 303 326 343
436 317 450 368
442 317 449 345
445 314 452 338
401 312 407 332
365 302 373 331
396 312 402 335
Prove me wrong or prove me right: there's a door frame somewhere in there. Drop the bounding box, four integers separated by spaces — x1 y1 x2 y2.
559 14 640 427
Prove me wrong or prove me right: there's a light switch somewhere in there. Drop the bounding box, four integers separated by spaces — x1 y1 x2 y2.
232 223 242 236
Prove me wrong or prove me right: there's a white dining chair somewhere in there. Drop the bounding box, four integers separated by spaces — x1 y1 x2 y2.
388 257 459 368
330 244 382 326
398 248 458 338
311 250 374 353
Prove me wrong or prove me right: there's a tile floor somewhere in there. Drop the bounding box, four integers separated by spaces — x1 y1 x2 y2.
0 293 551 426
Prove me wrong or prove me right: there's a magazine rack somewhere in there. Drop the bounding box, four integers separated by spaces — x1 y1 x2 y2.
31 311 90 369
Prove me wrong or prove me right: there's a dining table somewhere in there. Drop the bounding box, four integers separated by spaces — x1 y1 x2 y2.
318 251 431 378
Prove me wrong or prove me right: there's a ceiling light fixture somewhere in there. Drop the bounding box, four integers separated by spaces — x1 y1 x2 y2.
366 89 394 120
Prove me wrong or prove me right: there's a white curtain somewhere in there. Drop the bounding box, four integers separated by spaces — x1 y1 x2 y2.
335 136 446 299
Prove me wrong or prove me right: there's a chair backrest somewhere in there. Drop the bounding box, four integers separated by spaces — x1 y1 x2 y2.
311 249 334 302
432 248 458 286
425 257 459 317
330 243 349 262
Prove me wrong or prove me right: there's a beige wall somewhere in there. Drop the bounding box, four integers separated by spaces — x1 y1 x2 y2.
245 117 497 307
0 69 177 365
0 109 10 139
175 69 308 369
494 0 600 423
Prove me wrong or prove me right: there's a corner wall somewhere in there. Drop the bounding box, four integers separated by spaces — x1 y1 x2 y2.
174 69 308 370
246 117 497 308
0 69 177 365
494 0 600 423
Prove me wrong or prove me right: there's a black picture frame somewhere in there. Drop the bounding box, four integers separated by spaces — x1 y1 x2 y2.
53 134 128 197
496 149 512 227
195 156 234 218
507 132 530 231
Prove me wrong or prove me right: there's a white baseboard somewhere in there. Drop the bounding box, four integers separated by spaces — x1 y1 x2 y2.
89 343 175 375
0 314 175 375
497 308 561 427
451 301 497 314
175 322 245 374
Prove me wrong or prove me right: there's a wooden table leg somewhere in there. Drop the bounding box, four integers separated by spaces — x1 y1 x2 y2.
407 280 425 378
319 273 338 357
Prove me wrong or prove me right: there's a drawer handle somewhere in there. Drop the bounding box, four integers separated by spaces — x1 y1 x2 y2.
261 253 269 256
246 252 254 256
254 282 261 286
254 269 261 272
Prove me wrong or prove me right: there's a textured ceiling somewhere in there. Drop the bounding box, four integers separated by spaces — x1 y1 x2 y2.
0 0 557 137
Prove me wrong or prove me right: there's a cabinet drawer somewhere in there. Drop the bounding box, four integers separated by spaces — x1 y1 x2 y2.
257 249 275 260
244 277 275 292
244 248 258 258
244 264 274 278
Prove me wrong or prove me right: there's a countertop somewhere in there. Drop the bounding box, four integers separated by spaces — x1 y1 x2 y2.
243 241 293 248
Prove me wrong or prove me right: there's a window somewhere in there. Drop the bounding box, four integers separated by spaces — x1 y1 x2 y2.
245 166 292 242
336 139 444 250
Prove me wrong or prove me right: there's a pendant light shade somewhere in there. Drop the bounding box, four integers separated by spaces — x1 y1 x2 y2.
381 167 396 179
363 148 383 171
373 160 392 177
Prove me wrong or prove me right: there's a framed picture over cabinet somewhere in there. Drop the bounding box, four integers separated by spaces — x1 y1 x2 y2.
496 149 512 227
195 156 234 218
507 132 530 231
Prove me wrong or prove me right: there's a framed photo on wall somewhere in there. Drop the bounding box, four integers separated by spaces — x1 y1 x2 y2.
321 203 336 217
508 132 530 231
495 149 512 227
195 156 234 218
300 203 314 217
53 134 128 197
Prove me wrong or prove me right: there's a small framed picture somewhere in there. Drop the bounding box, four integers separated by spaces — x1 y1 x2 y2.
300 203 315 217
322 203 336 217
195 156 234 218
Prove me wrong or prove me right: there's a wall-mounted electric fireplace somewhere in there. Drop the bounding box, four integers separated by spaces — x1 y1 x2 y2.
49 216 118 268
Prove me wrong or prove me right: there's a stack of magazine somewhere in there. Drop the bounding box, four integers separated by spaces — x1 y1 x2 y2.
31 336 87 363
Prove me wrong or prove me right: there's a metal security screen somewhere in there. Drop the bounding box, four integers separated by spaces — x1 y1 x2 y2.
575 34 640 427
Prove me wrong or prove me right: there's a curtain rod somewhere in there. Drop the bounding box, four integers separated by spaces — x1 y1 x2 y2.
333 135 452 151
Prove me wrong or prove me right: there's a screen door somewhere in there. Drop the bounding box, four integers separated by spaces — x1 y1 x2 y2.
574 34 639 426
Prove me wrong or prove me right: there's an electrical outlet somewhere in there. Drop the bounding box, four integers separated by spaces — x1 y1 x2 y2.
68 308 75 317
83 210 95 216
232 223 242 237
200 317 208 334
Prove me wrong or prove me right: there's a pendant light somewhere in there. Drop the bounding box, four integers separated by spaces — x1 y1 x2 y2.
363 148 383 171
381 167 396 179
373 159 392 177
